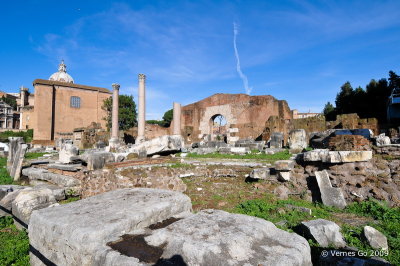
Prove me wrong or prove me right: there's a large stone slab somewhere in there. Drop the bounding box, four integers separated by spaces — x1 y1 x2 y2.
144 209 312 266
7 137 23 172
12 187 56 227
249 168 270 180
29 188 192 266
130 135 184 156
275 160 295 171
80 151 115 170
288 129 307 150
269 132 284 148
325 151 372 163
218 146 250 154
22 167 80 187
10 143 28 181
303 150 372 163
297 219 346 248
363 226 388 250
0 185 26 201
58 143 79 164
315 170 347 209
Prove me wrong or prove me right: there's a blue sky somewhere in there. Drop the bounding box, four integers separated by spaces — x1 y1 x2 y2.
1 0 399 119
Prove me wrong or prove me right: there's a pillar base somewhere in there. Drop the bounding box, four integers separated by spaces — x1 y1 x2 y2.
108 138 120 149
135 136 146 144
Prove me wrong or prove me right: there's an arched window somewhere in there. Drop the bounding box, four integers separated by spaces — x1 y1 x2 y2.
70 96 81 108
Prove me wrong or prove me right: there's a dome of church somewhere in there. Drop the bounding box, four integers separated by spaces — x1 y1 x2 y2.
49 60 74 83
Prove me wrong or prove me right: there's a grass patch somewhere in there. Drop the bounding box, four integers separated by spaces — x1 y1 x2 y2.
25 152 47 160
0 217 30 266
0 129 33 143
345 199 400 264
186 150 291 161
59 196 81 204
0 157 13 185
233 197 334 231
168 163 193 169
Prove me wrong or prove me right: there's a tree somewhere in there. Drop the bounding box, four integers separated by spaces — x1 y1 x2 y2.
388 71 400 90
323 102 336 121
162 109 173 127
102 95 137 131
335 81 354 114
0 96 17 110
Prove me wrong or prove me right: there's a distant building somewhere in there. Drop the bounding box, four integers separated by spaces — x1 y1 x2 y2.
19 60 112 143
0 101 18 129
292 109 321 119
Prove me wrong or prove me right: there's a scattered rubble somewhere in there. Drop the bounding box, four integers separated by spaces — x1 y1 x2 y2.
315 170 347 209
297 219 346 248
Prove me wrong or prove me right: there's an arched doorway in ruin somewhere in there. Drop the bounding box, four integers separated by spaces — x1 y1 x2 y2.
209 114 228 141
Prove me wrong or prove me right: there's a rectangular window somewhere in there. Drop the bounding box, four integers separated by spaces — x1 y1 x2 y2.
70 96 81 108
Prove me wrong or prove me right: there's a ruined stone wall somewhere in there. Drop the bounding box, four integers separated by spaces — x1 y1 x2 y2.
291 113 379 136
179 93 292 143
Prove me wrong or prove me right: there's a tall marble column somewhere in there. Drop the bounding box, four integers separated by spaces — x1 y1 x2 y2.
137 74 146 143
173 102 181 135
109 83 120 147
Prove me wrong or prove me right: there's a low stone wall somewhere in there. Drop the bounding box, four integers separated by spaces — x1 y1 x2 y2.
80 164 254 198
328 135 371 151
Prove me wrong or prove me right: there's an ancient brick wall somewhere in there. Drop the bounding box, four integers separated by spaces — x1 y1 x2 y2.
179 93 292 143
328 135 371 151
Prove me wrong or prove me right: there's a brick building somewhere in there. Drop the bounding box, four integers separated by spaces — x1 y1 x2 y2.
19 61 112 143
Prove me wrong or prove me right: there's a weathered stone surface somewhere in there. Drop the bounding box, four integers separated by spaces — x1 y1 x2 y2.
303 150 372 163
58 143 79 164
326 151 372 163
303 149 329 162
274 185 290 199
277 171 291 182
33 184 66 201
83 152 115 170
376 133 391 146
47 163 80 172
298 219 346 248
144 209 311 266
270 132 284 148
218 146 250 154
0 189 25 216
11 143 28 181
12 188 56 226
22 167 80 187
7 137 23 172
288 129 307 150
363 226 388 250
29 188 192 266
0 185 25 201
275 160 295 171
315 170 347 209
249 168 270 180
129 135 184 156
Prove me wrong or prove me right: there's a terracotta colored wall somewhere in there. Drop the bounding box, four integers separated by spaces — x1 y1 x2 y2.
53 86 110 135
179 93 292 143
32 83 111 140
33 84 54 140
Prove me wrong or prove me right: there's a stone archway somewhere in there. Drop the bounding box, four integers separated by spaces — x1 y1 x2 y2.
209 114 227 141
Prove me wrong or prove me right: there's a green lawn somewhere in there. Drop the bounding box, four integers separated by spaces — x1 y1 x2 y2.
185 150 292 161
0 217 30 266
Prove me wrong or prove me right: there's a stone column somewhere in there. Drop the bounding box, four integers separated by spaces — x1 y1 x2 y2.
137 74 146 143
109 83 120 147
173 102 181 135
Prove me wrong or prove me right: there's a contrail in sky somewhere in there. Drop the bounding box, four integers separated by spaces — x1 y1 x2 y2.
233 22 252 95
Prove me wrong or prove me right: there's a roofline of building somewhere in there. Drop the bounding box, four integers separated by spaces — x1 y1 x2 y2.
33 79 112 94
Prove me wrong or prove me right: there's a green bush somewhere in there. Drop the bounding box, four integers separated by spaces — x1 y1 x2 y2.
0 217 30 266
0 129 33 143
